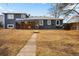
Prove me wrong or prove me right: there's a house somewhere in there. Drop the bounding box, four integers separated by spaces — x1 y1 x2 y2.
64 15 79 30
3 12 29 29
0 15 4 27
3 12 63 29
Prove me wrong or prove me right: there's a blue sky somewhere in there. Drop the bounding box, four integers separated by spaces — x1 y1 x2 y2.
0 3 51 16
0 3 79 23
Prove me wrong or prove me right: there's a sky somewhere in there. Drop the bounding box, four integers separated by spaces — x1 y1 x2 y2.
0 3 51 16
0 3 79 23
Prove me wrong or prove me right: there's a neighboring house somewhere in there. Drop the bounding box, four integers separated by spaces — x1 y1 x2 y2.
64 15 79 30
3 12 63 29
0 15 4 26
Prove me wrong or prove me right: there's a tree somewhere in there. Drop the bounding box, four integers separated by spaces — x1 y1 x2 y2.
63 3 79 19
48 3 69 18
49 3 79 19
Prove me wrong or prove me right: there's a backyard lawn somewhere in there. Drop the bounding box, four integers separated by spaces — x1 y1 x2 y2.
0 29 32 56
37 30 79 56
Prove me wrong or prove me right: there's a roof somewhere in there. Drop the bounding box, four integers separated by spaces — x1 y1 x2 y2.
3 12 27 14
67 15 79 23
16 17 63 21
25 17 63 20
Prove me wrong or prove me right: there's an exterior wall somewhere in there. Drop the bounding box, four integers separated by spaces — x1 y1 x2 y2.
76 23 79 30
4 13 63 29
15 19 63 29
4 14 8 28
39 20 63 29
0 15 3 23
64 23 79 30
4 14 16 28
0 15 4 27
4 13 26 28
70 23 79 30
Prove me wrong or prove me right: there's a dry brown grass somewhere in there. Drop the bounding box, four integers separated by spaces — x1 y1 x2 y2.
37 30 79 56
0 29 79 56
0 29 32 56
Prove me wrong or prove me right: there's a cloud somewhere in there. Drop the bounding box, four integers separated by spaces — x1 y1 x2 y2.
0 6 16 14
0 6 27 15
0 6 4 10
0 6 5 14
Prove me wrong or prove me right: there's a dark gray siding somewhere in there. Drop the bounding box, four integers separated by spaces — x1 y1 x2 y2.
5 14 15 28
4 13 63 29
39 20 55 29
4 14 7 28
4 14 22 28
51 20 57 29
39 20 63 29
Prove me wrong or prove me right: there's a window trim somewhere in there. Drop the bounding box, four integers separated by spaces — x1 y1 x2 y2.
56 20 60 26
47 20 51 25
7 24 14 29
7 14 14 19
39 20 43 26
21 14 26 18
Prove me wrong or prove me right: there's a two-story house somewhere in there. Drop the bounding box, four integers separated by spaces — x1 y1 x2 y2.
3 12 29 29
3 12 63 29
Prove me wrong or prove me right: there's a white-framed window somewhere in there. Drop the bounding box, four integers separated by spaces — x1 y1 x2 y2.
56 20 60 26
21 14 26 18
7 14 14 19
47 20 51 25
7 24 14 29
39 20 43 26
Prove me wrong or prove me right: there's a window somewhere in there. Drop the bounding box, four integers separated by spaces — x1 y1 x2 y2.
56 20 60 26
21 14 26 18
47 20 51 25
43 20 47 26
51 20 55 25
39 20 43 26
7 24 14 29
60 20 63 25
7 14 14 19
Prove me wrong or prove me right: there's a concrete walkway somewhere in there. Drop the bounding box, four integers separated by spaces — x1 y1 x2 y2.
17 33 37 56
